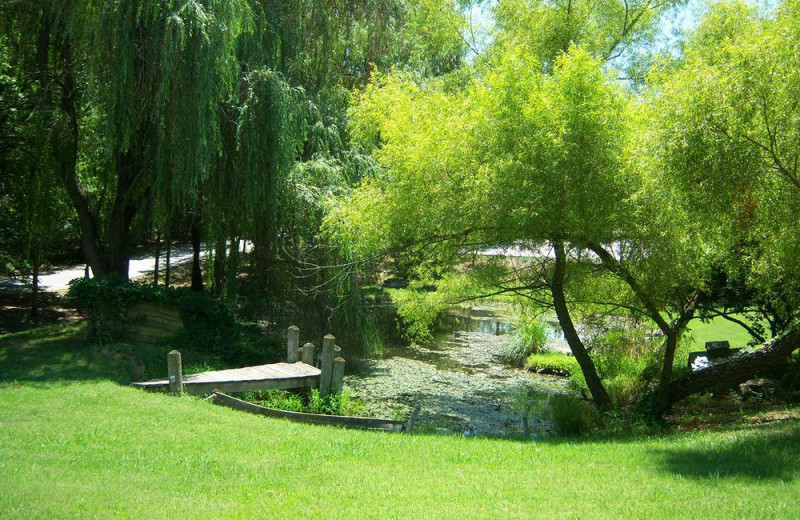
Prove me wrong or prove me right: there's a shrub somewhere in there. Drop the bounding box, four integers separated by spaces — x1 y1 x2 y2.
545 393 601 436
67 275 164 343
591 328 653 380
502 318 549 366
171 289 243 362
67 276 248 362
565 325 661 407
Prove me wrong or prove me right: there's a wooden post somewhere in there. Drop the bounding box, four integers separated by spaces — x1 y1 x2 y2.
287 325 300 363
167 350 183 396
319 334 335 396
405 403 421 433
301 342 316 365
331 357 345 395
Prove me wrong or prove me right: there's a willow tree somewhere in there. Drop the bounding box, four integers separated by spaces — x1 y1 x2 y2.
0 1 251 279
0 30 76 318
330 46 637 411
627 0 800 412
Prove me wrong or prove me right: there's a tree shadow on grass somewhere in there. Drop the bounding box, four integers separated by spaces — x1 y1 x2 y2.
0 322 179 386
654 425 800 481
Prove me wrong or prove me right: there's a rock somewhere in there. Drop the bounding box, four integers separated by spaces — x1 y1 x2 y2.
738 378 779 400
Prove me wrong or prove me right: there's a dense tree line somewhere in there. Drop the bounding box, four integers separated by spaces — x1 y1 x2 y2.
0 0 466 338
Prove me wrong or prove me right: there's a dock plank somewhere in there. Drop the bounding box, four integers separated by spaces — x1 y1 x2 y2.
132 361 322 394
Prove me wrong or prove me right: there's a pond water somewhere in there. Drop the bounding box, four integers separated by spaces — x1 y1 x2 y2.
344 306 570 437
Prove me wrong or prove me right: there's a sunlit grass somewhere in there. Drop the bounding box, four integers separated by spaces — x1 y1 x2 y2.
687 314 764 350
1 381 799 519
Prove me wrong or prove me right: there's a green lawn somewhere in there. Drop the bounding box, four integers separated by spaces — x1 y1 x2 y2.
687 315 762 350
2 324 799 519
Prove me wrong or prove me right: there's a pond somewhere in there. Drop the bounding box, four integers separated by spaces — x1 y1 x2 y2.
345 306 571 437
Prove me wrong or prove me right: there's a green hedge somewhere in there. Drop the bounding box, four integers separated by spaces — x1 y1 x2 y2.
67 275 243 361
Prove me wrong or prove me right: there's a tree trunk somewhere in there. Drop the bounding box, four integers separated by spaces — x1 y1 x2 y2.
106 151 141 278
153 229 161 286
191 218 204 292
656 293 700 411
587 242 702 413
165 233 172 288
49 37 109 277
29 245 40 321
212 234 227 297
225 236 240 306
657 326 800 416
551 241 613 411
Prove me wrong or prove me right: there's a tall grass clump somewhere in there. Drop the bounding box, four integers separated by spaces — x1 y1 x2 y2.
502 315 548 366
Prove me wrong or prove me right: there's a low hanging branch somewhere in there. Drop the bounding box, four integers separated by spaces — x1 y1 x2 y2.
658 325 800 416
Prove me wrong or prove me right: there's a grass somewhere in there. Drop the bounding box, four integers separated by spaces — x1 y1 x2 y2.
686 314 763 350
2 323 800 518
2 382 800 519
0 321 225 385
525 352 581 377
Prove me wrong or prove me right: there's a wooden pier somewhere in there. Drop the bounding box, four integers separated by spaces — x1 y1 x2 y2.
132 361 321 395
132 326 344 396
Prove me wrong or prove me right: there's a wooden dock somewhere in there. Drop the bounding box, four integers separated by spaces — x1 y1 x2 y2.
132 362 321 395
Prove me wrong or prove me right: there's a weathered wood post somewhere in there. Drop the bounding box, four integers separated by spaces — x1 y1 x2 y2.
331 357 345 395
301 342 316 365
405 403 421 433
167 350 183 396
287 325 300 363
319 334 335 396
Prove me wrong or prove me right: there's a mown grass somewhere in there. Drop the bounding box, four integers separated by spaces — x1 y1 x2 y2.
687 315 762 350
2 323 800 518
0 322 224 386
2 381 799 519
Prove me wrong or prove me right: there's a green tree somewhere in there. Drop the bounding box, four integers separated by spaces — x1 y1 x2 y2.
651 0 800 336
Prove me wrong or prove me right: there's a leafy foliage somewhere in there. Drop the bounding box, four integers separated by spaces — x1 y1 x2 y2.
66 275 246 361
248 388 367 416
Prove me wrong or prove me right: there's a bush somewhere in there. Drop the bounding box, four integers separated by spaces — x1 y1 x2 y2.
591 328 653 380
67 276 248 362
502 318 549 366
545 393 601 436
67 275 164 343
171 289 243 362
566 326 661 408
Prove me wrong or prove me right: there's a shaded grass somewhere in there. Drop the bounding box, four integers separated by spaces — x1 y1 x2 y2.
1 382 799 519
0 321 224 386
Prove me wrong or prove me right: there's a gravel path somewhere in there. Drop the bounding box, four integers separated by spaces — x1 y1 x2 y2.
345 330 568 437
